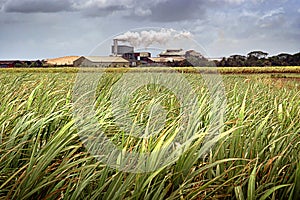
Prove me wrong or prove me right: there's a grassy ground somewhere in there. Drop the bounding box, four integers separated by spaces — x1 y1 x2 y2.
0 69 299 199
1 66 300 74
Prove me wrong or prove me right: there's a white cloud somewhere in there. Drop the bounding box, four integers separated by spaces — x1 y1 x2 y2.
134 7 152 17
72 0 134 10
241 9 259 18
261 7 284 19
258 7 285 28
0 0 7 11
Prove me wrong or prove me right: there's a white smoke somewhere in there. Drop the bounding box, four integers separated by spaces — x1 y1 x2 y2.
115 29 193 47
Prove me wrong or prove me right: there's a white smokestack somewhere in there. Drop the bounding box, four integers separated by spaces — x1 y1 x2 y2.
115 29 193 47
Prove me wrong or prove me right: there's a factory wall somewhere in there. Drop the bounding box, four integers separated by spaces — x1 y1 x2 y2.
74 57 129 68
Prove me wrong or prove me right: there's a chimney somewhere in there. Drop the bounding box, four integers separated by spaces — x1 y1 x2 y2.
113 39 118 56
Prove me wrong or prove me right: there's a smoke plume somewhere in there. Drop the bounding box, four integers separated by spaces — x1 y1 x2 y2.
115 29 193 47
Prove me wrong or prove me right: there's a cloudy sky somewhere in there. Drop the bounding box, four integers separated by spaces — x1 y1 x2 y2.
0 0 299 59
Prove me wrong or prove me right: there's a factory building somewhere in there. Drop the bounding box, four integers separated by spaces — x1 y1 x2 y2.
122 52 151 66
111 45 134 56
146 57 186 66
159 49 186 57
112 39 134 56
70 39 207 67
147 57 186 63
74 56 130 67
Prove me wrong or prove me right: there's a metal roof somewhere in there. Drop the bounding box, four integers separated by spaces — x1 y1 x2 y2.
84 56 129 63
148 57 186 63
159 49 186 57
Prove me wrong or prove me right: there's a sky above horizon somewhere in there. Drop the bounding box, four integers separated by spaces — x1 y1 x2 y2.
0 0 299 60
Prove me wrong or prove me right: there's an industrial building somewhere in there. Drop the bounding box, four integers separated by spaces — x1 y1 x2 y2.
0 38 208 68
147 57 186 66
122 52 151 66
111 39 192 67
112 39 134 56
47 39 208 68
159 49 186 57
111 45 134 57
73 56 130 67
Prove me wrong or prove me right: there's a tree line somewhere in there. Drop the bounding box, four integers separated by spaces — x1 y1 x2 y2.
215 51 300 67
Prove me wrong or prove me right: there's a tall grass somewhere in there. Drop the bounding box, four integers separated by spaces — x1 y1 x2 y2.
1 66 300 74
0 72 299 199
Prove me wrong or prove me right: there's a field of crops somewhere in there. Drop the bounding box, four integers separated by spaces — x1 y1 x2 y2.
0 68 299 199
1 66 300 74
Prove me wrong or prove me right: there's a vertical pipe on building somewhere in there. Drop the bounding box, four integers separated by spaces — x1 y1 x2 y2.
113 39 118 56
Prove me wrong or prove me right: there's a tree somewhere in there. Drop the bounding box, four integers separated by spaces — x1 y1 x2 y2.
229 55 246 67
247 51 269 59
217 57 227 67
291 52 300 66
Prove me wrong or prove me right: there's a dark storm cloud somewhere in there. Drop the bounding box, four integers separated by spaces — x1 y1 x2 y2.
3 0 73 13
135 0 208 22
1 0 216 22
80 5 127 17
84 0 215 22
0 0 299 59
